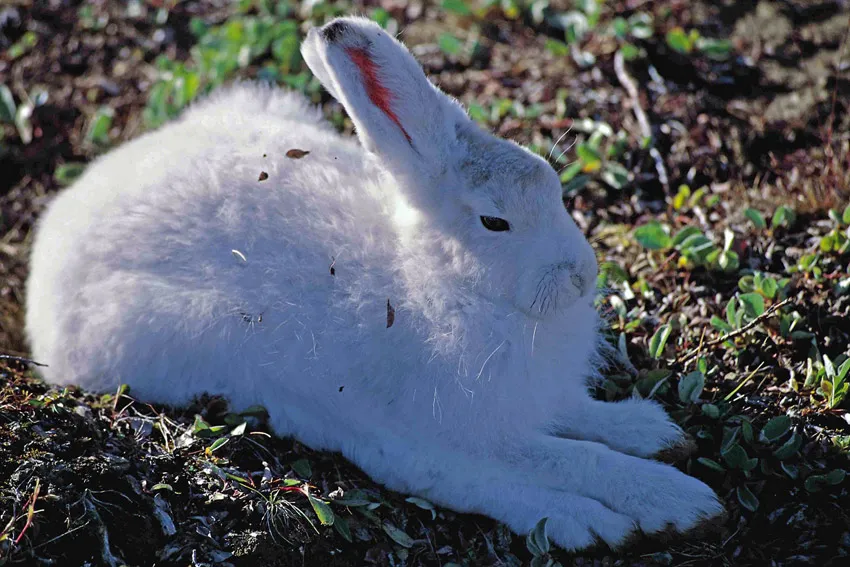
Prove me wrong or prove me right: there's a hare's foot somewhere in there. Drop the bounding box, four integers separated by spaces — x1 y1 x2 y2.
504 435 724 536
552 397 692 459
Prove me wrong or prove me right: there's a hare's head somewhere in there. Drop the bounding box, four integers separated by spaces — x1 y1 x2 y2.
303 17 598 319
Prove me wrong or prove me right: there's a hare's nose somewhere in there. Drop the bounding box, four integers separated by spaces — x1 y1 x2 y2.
570 273 587 293
569 258 598 297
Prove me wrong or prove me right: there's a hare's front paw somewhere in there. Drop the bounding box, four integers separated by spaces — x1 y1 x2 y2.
557 398 691 459
611 398 692 459
611 459 725 535
541 498 637 551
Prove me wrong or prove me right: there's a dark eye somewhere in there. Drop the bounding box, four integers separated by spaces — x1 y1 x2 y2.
480 216 510 232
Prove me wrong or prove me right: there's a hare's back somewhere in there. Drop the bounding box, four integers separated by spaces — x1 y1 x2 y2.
26 85 398 404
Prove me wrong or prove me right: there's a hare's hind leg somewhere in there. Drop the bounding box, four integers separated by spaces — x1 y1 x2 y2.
551 397 692 459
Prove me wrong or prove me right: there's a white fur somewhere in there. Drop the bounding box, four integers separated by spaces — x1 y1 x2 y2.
26 17 722 550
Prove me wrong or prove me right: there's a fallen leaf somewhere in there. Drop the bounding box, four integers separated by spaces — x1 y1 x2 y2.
386 299 395 328
286 149 310 159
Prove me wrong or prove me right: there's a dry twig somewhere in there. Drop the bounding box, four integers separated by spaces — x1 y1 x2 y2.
613 50 669 190
677 298 793 366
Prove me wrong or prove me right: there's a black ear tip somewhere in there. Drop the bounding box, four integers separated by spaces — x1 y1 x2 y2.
321 21 347 42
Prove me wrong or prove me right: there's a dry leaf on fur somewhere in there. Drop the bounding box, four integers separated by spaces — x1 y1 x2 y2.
386 299 395 328
286 149 310 159
258 171 268 181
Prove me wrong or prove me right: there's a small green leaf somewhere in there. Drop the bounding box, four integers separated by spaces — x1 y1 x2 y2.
824 355 836 380
744 208 767 230
710 316 733 333
678 371 705 403
151 483 175 492
600 162 630 190
781 462 798 479
208 437 229 453
738 293 765 318
697 457 725 472
742 419 755 444
562 172 589 194
697 37 733 60
702 403 720 419
559 161 583 184
438 33 463 56
193 414 211 433
836 359 850 383
773 432 803 460
634 221 672 250
842 205 850 225
54 162 86 186
759 277 778 299
771 206 796 229
672 184 691 210
826 469 846 485
406 496 436 519
545 38 569 57
405 496 434 511
332 489 375 507
291 458 312 479
666 27 694 53
619 43 642 60
759 415 791 444
575 142 602 170
382 522 414 548
308 494 335 526
612 17 629 38
86 106 114 145
333 514 352 541
526 517 550 556
442 0 472 16
671 226 702 247
467 103 487 123
371 8 390 28
0 84 15 123
718 250 740 272
736 485 759 512
648 324 672 359
721 442 750 469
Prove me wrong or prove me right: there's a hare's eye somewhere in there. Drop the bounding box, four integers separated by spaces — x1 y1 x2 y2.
480 216 510 232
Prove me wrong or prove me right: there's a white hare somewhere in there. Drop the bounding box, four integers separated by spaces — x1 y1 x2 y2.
26 17 723 550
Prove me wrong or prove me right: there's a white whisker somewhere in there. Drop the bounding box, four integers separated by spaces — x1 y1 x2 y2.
475 340 506 382
547 126 572 161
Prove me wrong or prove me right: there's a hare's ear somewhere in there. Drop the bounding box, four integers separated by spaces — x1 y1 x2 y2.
302 17 466 175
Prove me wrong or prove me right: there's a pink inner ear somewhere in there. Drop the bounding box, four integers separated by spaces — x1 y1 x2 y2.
346 48 412 143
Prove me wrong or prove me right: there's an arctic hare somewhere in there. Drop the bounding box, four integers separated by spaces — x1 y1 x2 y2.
26 17 723 550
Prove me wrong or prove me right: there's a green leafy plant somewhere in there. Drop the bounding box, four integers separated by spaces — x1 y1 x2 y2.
526 517 562 567
666 27 732 60
738 271 787 301
86 106 115 146
633 221 738 272
143 14 323 128
560 119 631 192
771 205 797 229
816 355 850 410
671 184 719 211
